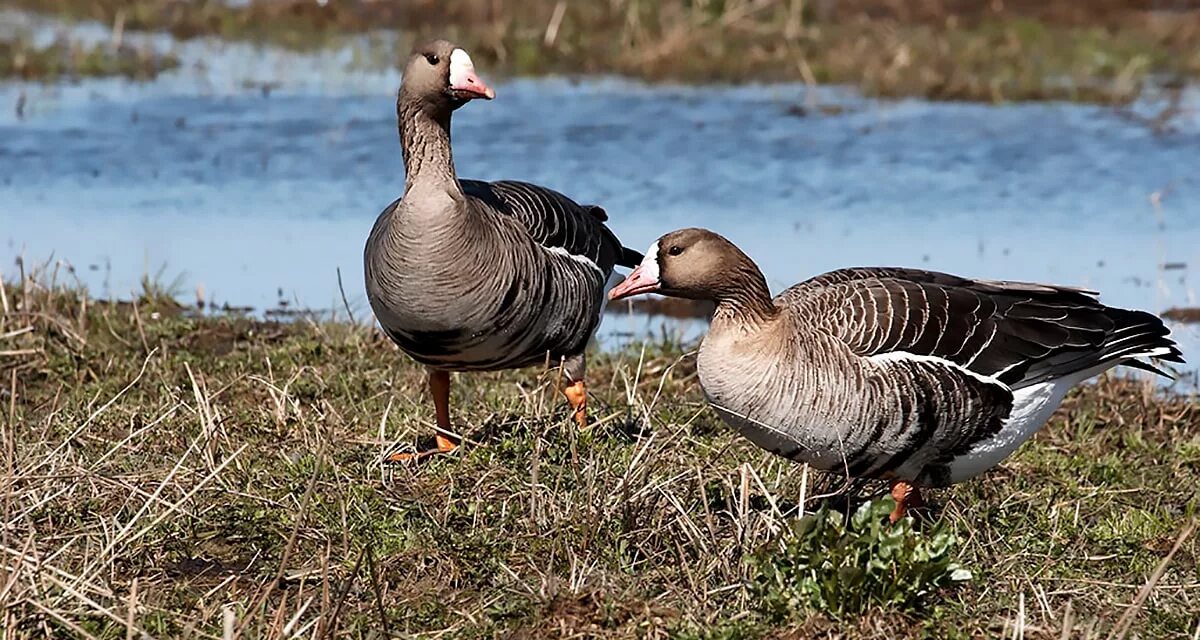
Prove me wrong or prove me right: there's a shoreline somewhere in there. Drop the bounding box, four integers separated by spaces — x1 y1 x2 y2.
2 0 1198 104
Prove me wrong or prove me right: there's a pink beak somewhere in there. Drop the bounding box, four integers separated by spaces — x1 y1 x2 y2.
609 265 661 301
451 70 495 100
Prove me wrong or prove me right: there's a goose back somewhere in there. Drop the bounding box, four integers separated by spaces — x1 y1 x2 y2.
461 179 639 276
777 267 1181 388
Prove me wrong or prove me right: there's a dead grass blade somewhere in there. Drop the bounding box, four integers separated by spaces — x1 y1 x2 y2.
1106 518 1198 640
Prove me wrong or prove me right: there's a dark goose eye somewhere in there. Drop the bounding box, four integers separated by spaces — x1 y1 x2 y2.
667 245 683 256
424 53 440 65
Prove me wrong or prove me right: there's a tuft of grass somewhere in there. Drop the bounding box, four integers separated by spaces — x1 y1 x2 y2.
752 497 971 621
4 0 1200 103
0 263 1197 638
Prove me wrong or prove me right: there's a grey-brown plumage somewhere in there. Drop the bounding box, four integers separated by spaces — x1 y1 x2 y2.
365 40 641 457
609 228 1184 516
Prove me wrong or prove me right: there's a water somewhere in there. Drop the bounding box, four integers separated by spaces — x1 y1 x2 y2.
2 13 1198 380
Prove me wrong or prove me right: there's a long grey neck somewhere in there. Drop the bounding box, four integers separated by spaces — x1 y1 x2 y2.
398 92 458 192
712 260 777 326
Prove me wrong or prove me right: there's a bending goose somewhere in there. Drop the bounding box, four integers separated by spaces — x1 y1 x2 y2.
609 228 1184 521
365 40 642 461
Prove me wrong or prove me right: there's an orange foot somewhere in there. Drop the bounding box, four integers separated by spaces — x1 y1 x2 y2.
385 433 458 463
562 380 588 428
889 480 925 523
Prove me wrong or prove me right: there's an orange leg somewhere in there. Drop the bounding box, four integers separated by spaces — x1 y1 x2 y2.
561 379 588 429
888 480 925 523
386 370 459 463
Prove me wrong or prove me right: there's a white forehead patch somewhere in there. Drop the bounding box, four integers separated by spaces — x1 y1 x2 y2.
448 48 474 87
640 241 661 281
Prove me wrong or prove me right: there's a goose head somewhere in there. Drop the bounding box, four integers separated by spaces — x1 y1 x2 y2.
610 228 762 303
401 40 495 111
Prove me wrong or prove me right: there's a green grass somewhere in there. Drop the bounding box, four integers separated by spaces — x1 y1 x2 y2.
1 267 1197 638
4 0 1200 103
752 499 971 621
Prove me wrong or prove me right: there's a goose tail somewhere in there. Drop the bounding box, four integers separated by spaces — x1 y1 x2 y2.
618 246 644 269
1101 307 1185 378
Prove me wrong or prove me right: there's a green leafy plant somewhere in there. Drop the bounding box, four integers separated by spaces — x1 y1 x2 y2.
751 498 971 620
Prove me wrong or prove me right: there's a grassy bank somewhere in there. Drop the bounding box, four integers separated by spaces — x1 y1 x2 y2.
0 35 178 80
4 0 1199 103
1 269 1198 638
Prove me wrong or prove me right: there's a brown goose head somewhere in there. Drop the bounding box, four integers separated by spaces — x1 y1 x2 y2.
400 40 494 112
609 228 772 313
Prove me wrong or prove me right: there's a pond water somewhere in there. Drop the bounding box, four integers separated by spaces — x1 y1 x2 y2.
2 13 1198 382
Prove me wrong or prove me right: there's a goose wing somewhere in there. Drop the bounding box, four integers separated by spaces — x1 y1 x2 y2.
461 179 642 273
782 267 1184 390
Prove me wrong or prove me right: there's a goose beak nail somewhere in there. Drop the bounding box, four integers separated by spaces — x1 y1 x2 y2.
450 72 495 100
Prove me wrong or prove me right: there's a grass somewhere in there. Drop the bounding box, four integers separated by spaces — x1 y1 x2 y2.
0 33 178 80
1 262 1198 638
3 0 1200 103
752 499 971 620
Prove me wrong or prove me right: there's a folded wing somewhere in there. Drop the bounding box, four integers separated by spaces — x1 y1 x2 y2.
461 179 643 274
784 267 1184 390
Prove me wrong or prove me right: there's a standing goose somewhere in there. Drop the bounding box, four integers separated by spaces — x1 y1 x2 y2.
366 40 642 461
609 228 1184 521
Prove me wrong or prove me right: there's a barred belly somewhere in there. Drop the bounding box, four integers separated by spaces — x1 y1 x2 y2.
375 258 603 373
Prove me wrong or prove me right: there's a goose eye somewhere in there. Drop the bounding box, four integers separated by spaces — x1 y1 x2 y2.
667 245 683 256
424 53 440 65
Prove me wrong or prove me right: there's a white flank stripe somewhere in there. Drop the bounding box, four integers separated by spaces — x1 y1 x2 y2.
545 246 601 274
867 351 1008 389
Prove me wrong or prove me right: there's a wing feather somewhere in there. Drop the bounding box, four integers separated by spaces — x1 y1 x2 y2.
461 179 642 272
781 267 1185 389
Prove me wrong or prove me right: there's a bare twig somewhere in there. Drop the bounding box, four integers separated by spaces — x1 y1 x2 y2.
544 0 567 47
366 545 391 632
320 547 366 640
1107 518 1198 640
336 266 356 325
235 442 325 637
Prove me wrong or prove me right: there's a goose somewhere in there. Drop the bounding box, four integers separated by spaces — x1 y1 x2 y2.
608 228 1184 521
365 40 642 461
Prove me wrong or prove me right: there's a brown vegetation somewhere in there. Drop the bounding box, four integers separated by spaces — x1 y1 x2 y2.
0 263 1197 637
0 36 177 80
5 0 1199 101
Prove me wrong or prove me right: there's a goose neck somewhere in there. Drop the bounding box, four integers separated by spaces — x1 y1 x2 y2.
712 266 777 326
398 94 458 192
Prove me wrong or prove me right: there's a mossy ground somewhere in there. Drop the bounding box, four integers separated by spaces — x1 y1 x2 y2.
4 0 1199 103
1 267 1197 638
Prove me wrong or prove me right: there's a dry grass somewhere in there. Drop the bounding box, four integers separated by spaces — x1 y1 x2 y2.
1 261 1198 638
5 0 1200 103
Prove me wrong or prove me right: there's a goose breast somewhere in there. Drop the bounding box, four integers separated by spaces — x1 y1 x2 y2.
368 205 609 372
